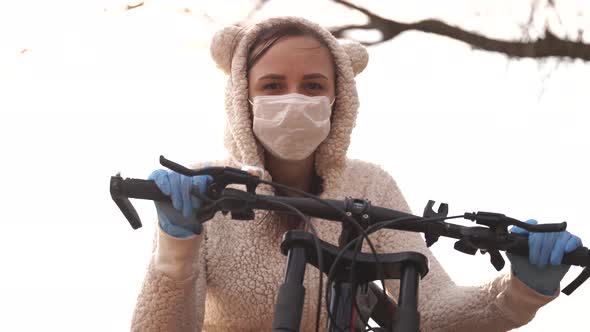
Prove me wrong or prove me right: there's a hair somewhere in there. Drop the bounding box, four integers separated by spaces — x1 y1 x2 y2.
248 24 329 70
228 23 333 74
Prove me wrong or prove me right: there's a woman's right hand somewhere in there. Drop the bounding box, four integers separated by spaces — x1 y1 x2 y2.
148 169 213 238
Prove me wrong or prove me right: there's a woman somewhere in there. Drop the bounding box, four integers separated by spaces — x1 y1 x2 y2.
131 16 581 331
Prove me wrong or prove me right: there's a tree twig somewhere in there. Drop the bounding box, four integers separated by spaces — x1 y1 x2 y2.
330 0 590 61
125 2 144 11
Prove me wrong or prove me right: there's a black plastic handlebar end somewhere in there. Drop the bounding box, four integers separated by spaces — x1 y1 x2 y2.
110 175 143 229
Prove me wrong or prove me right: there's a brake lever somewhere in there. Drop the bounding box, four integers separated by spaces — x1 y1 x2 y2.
458 212 564 272
110 156 263 229
159 155 265 222
464 211 567 233
159 155 262 200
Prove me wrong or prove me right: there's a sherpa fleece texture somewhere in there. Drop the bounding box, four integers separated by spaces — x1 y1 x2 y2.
131 17 556 331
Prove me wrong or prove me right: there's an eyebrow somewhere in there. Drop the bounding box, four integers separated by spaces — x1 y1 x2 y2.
258 74 286 80
257 73 329 81
302 73 328 80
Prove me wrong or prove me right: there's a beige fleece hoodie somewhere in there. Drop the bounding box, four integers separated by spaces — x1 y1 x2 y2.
130 17 556 332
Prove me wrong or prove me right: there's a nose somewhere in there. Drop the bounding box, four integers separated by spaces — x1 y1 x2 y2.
287 86 303 95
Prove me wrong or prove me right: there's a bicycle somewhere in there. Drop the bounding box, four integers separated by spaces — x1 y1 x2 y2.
110 156 590 332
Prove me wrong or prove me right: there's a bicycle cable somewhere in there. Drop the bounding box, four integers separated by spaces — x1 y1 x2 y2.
324 216 416 332
325 214 465 331
254 178 388 332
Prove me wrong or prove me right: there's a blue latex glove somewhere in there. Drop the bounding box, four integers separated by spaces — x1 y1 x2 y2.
507 219 583 295
148 169 212 238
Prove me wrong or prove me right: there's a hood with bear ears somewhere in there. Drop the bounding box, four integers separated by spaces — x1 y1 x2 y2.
210 16 368 197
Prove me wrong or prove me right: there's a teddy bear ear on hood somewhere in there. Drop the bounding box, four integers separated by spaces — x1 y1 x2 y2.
210 25 243 75
340 40 369 76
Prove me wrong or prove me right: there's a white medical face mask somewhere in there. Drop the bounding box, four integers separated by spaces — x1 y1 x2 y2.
249 93 334 161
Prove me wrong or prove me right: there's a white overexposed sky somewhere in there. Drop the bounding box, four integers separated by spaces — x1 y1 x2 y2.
0 0 589 331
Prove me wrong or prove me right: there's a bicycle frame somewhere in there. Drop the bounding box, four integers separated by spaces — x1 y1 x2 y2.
272 229 425 331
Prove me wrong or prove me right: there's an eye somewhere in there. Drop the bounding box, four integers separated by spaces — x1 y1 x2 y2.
306 82 323 90
263 82 281 91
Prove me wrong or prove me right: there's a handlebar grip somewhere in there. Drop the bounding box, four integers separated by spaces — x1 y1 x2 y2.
112 175 225 229
116 178 170 202
507 238 590 268
110 176 172 229
562 247 590 267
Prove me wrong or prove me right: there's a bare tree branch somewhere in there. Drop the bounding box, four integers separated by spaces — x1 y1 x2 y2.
125 1 144 11
238 0 271 26
536 59 562 100
330 0 590 61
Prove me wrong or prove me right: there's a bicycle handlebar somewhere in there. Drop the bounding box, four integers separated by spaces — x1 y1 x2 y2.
110 156 590 295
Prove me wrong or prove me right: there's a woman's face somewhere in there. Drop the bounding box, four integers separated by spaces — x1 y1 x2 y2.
248 35 335 101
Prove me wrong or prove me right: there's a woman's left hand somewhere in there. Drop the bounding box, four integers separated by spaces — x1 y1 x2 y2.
507 219 583 295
